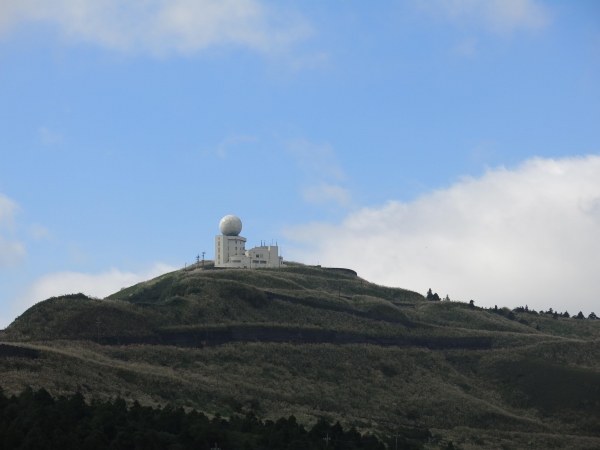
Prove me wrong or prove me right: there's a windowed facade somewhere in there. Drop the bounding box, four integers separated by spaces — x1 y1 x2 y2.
214 216 284 269
215 235 284 269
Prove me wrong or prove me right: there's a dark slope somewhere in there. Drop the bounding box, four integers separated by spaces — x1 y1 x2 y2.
2 263 600 449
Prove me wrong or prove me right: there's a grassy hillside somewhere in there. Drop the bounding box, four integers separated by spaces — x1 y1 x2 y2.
1 262 600 449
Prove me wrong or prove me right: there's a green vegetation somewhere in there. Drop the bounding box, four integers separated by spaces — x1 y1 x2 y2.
1 262 600 448
0 387 400 450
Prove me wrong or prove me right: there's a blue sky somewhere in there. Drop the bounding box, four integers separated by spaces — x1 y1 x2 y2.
1 0 599 326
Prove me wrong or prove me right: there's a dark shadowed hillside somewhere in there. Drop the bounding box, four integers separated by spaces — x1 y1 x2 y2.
2 262 600 449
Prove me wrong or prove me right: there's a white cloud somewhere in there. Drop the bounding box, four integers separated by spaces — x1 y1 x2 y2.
288 139 353 208
215 135 256 159
39 126 64 146
29 224 50 240
285 155 600 314
288 139 346 181
16 263 177 313
303 183 352 208
452 37 478 56
0 0 311 56
0 193 19 230
415 0 551 34
0 236 26 268
0 193 26 267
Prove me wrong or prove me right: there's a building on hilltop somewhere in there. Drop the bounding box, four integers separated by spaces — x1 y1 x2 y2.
215 215 284 269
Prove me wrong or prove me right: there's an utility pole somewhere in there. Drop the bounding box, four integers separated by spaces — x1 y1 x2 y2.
196 254 200 267
323 433 331 446
202 251 205 270
393 427 401 450
211 444 221 450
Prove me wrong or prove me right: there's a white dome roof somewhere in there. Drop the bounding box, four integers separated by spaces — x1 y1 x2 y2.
219 215 242 236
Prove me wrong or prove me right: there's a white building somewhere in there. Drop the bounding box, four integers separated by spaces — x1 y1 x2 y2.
215 215 284 269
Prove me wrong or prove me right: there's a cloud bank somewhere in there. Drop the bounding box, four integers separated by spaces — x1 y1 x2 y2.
16 263 177 313
0 0 311 56
285 155 600 314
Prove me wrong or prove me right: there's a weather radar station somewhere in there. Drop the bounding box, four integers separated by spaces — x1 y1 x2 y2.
214 215 284 269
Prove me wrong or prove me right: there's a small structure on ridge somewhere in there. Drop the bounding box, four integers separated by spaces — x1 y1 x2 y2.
215 215 284 269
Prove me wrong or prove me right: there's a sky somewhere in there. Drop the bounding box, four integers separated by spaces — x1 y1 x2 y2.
0 0 599 327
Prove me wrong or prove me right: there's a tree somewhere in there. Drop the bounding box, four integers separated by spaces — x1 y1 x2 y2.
553 312 558 320
0 388 392 450
588 312 597 320
469 300 475 308
444 295 450 301
426 288 441 301
563 311 570 318
575 311 585 320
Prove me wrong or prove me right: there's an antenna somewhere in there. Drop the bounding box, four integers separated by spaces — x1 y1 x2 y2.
323 433 332 446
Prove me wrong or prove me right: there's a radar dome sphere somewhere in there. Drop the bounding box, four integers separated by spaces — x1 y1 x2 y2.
219 215 242 236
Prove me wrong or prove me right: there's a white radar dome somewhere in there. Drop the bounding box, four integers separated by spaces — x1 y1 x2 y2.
219 215 242 236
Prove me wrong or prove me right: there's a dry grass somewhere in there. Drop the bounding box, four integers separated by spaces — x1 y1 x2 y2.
2 263 600 448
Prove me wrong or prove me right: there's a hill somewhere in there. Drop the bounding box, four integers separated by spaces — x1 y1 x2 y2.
1 262 600 449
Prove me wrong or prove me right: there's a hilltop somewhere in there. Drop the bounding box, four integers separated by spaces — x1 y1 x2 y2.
1 262 600 449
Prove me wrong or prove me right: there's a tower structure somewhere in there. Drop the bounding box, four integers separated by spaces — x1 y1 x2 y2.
214 215 284 269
